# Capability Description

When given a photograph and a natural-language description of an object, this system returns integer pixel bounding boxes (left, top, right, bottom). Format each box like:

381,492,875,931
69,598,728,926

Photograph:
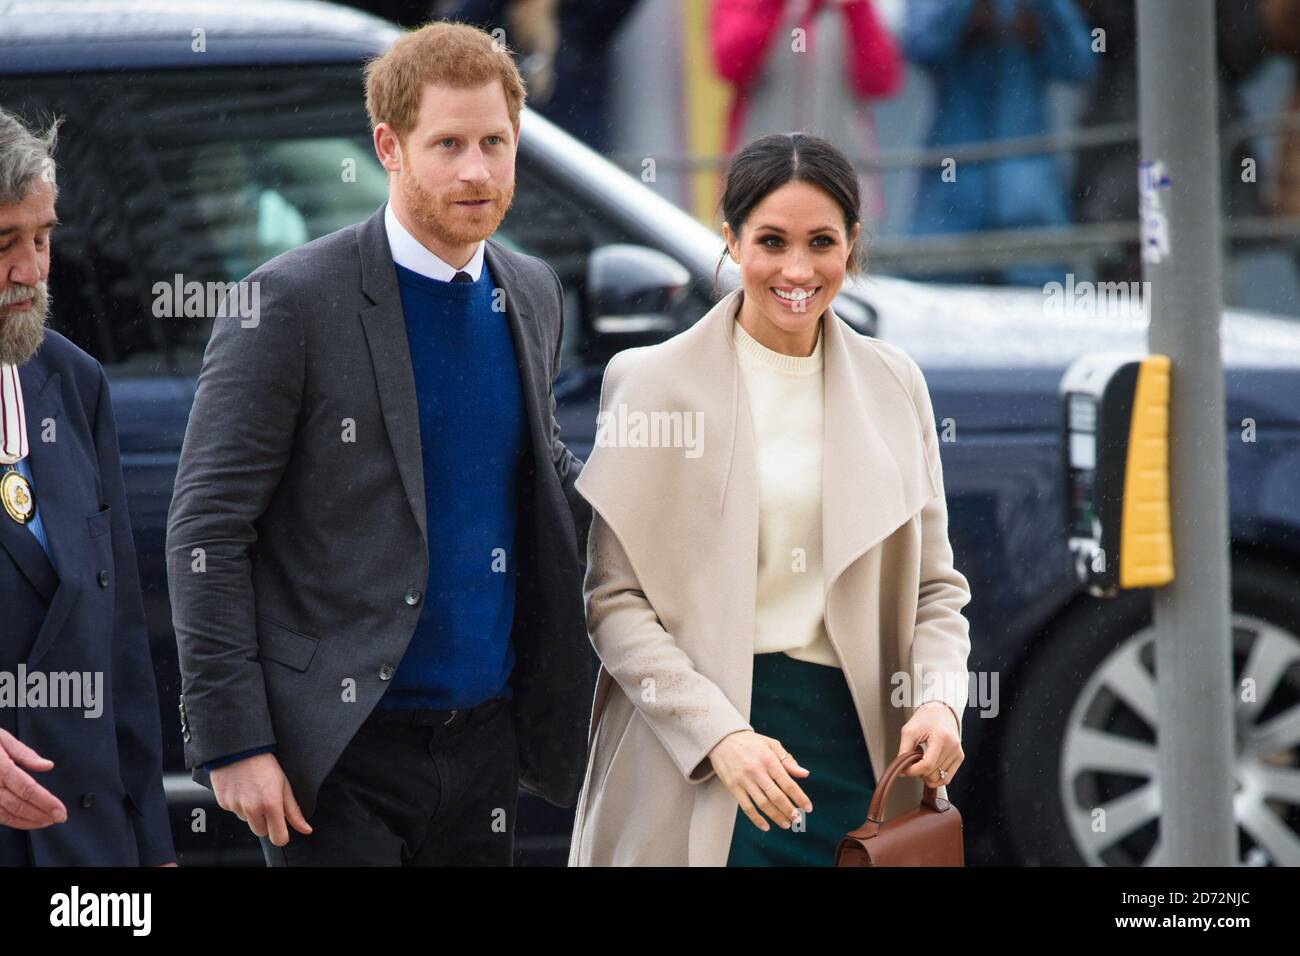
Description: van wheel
1001,559,1300,865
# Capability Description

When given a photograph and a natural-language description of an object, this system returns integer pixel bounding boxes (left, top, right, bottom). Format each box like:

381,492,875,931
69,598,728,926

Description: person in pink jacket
711,0,903,225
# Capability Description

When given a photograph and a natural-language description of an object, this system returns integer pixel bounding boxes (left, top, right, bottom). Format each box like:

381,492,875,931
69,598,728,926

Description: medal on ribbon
1,465,35,524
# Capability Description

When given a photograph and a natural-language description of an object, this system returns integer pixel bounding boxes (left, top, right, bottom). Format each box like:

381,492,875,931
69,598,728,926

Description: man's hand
0,728,68,829
211,752,312,846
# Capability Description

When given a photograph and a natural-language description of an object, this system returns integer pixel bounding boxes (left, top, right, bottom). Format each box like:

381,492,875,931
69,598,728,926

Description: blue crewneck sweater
378,258,527,709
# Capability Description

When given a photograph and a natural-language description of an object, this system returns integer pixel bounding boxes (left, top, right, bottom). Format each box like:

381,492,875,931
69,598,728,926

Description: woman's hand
707,730,812,831
898,701,964,788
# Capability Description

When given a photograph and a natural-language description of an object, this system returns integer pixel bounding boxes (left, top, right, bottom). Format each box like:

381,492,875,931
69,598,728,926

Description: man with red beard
0,108,174,866
167,21,593,865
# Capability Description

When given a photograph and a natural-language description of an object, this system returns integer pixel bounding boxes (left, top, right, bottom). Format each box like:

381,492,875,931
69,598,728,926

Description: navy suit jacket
0,330,174,866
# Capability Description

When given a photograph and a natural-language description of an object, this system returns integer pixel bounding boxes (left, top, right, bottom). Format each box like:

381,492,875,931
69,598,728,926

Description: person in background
0,107,174,867
1073,0,1267,285
445,0,643,155
711,0,903,228
1261,0,1300,221
903,0,1095,287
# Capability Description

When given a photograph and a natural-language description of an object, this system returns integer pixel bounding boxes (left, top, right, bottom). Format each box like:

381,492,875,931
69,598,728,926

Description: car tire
1001,557,1300,866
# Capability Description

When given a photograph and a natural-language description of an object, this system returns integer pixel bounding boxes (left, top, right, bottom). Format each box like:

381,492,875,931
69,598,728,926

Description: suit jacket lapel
0,492,57,604
483,240,548,476
11,358,84,668
356,204,428,544
0,358,59,600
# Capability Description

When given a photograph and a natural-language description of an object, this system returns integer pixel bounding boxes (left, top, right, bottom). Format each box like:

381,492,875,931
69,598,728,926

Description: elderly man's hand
0,728,68,829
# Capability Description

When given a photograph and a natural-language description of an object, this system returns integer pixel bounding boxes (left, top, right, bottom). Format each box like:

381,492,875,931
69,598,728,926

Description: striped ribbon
0,363,28,465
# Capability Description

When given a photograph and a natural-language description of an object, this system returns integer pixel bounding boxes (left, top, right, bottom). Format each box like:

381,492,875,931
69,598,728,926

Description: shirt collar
383,201,485,282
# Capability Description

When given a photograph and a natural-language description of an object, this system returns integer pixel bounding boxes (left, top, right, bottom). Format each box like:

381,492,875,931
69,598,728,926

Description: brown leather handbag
835,746,964,866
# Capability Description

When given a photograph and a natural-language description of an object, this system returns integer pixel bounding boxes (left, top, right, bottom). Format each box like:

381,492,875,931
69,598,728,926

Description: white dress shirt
383,201,485,281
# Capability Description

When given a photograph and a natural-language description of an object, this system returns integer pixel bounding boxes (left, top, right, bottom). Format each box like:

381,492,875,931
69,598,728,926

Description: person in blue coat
903,0,1096,286
0,108,174,867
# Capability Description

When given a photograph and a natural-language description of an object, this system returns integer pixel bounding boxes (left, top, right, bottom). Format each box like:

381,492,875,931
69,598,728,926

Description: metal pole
1137,0,1237,865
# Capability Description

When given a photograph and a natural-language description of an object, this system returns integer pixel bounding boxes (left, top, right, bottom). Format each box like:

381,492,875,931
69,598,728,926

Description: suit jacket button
97,570,109,588
379,664,395,681
80,793,95,808
404,588,421,606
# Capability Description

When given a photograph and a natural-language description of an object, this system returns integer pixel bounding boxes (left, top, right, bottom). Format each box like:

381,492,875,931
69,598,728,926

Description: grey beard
0,282,49,366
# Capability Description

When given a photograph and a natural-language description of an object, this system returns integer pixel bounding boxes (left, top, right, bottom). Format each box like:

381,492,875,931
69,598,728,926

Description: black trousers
259,695,519,866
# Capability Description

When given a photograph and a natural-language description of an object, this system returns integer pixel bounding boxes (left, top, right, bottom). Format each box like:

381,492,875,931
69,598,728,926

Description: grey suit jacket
166,203,594,813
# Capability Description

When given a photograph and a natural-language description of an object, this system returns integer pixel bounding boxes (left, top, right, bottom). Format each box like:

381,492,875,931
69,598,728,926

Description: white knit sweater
733,316,841,669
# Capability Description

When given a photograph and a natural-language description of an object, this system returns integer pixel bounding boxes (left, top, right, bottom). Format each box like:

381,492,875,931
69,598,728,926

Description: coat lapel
0,502,57,603
357,205,427,543
821,306,936,594
11,358,84,668
483,240,548,479
818,304,937,806
575,288,746,535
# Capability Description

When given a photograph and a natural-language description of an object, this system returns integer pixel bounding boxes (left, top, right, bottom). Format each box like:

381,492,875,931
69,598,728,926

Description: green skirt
726,652,876,867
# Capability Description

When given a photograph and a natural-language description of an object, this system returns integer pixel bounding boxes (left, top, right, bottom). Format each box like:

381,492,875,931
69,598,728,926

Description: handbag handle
837,743,962,866
862,745,946,829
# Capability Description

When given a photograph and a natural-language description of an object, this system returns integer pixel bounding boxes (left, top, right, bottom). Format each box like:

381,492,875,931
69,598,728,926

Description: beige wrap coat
567,288,972,866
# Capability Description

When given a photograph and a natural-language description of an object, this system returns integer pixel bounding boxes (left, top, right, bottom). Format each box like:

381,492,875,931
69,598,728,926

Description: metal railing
609,111,1300,289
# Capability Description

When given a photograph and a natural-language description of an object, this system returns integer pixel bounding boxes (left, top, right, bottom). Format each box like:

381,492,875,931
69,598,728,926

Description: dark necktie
450,271,473,283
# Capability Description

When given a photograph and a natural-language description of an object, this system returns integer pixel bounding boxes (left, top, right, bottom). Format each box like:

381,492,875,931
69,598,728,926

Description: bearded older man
167,21,593,866
0,108,175,866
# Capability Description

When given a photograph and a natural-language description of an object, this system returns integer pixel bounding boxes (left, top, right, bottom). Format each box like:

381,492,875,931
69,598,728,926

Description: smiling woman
718,133,865,358
570,132,972,867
